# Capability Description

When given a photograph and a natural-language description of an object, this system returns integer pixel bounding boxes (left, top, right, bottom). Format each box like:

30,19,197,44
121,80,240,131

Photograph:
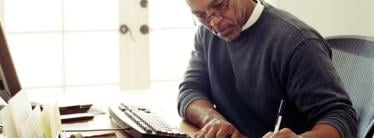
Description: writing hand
263,128,302,138
193,118,246,138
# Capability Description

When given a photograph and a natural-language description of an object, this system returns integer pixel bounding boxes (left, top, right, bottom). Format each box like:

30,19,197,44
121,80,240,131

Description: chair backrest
325,35,374,138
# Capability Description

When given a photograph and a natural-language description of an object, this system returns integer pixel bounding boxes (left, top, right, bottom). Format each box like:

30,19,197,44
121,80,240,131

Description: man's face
187,0,249,41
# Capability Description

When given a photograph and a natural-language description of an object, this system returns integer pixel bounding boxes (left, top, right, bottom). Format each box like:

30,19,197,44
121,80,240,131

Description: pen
274,99,285,133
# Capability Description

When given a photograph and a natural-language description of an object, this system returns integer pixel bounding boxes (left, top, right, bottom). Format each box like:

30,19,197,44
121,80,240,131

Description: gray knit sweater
177,2,357,138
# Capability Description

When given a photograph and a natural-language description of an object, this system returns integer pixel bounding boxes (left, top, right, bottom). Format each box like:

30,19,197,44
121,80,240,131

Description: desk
0,85,199,138
61,113,199,138
56,89,199,138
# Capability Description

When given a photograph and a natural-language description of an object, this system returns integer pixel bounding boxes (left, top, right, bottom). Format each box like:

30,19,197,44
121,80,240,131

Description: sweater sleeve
177,27,212,120
285,39,357,137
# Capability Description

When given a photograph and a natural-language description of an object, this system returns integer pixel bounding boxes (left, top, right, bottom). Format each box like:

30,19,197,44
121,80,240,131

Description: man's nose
209,15,223,28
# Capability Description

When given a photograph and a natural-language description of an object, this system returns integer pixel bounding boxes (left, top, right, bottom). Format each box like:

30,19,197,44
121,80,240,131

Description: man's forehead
187,0,217,13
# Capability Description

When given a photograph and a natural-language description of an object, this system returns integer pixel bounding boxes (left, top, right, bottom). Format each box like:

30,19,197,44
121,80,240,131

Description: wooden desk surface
59,90,199,138
62,114,199,138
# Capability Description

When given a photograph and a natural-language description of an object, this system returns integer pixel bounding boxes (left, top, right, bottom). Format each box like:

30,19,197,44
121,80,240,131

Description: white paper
0,106,18,138
42,102,62,138
20,105,45,138
8,90,32,135
32,106,46,137
20,119,34,138
50,102,62,138
41,104,52,138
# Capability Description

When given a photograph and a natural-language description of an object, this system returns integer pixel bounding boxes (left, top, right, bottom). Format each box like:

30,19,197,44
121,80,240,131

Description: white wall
0,1,3,22
273,0,374,37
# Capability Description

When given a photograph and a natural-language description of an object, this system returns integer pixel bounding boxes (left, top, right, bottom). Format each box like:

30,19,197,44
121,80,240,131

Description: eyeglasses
194,0,230,23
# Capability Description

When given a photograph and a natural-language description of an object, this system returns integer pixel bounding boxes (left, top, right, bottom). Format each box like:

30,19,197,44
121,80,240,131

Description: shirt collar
241,1,264,31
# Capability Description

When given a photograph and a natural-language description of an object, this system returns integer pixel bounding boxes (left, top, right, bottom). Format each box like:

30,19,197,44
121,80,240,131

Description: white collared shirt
241,1,264,31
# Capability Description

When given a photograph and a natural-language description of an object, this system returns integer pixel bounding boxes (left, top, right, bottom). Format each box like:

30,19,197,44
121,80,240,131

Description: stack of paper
0,90,61,138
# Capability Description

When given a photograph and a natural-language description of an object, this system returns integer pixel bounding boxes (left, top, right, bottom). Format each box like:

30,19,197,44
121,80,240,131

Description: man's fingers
277,128,296,137
195,126,209,138
205,124,220,138
193,130,202,138
262,128,298,138
193,119,247,138
231,129,242,138
279,128,292,133
262,131,274,138
216,124,233,137
193,132,199,138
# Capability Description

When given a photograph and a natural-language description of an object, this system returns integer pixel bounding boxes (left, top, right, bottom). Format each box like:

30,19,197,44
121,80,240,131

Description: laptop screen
0,22,22,102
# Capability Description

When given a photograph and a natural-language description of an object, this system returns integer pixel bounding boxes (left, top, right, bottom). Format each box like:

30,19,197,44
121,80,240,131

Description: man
177,0,357,137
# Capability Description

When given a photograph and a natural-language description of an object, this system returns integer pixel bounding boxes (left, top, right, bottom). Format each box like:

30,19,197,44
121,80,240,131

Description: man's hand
185,99,247,138
262,128,301,138
194,117,246,138
262,124,341,138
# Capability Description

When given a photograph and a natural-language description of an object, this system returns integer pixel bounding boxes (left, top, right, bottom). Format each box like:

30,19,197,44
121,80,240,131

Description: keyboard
109,103,189,138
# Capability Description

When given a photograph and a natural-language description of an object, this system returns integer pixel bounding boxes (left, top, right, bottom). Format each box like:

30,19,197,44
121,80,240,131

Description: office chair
325,35,374,138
